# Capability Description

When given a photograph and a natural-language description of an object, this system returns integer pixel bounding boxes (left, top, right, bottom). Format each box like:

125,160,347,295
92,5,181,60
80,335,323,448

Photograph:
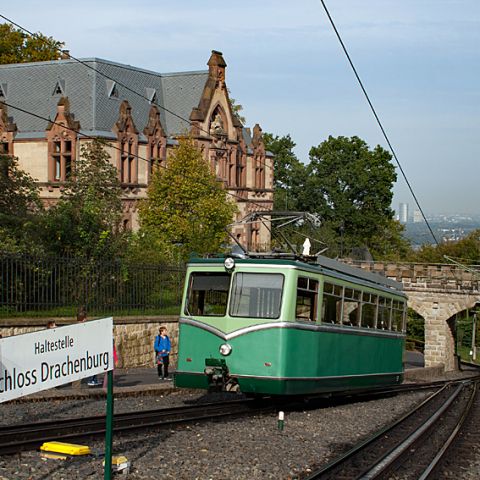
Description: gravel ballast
0,389,437,479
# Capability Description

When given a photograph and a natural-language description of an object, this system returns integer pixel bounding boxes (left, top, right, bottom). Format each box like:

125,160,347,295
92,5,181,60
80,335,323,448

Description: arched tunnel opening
406,308,425,352
405,308,425,368
454,306,480,364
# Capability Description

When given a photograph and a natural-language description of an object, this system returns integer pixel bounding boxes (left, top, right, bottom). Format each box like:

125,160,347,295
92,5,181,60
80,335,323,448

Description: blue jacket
154,335,171,357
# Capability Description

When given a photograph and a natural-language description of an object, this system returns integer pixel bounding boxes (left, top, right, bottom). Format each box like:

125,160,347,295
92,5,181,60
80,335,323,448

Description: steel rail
358,382,465,479
0,398,265,455
303,382,454,479
418,381,478,480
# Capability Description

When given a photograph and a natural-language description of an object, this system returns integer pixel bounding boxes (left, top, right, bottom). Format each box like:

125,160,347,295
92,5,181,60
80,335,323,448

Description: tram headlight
224,257,235,272
219,343,232,356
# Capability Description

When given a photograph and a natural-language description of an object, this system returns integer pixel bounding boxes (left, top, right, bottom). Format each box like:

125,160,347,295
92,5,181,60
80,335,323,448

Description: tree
139,137,237,261
0,23,64,64
301,136,397,253
410,229,480,264
263,133,307,211
0,154,43,251
368,218,412,260
42,139,124,259
227,88,246,124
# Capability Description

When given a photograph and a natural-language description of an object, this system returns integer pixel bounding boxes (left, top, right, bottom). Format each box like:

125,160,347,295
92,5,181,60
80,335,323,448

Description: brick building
0,50,274,250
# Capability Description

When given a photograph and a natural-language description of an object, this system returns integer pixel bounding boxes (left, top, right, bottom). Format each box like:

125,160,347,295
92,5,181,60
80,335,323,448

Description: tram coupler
204,358,229,392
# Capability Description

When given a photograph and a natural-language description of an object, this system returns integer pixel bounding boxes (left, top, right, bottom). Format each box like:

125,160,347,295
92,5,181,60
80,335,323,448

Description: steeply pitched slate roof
0,58,208,137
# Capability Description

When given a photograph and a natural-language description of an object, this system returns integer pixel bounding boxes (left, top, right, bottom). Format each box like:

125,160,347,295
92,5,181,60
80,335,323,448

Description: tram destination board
0,317,114,403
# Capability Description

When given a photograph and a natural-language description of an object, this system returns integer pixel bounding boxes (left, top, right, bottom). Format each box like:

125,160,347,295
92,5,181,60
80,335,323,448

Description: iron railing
0,252,186,317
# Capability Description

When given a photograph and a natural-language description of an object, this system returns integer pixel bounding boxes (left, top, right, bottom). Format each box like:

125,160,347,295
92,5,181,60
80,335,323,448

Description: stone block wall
113,318,179,368
0,316,179,369
342,259,480,372
344,260,480,292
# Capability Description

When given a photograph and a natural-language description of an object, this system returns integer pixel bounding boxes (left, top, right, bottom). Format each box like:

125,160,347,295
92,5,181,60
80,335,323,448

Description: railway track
426,378,480,478
0,378,473,459
0,398,270,455
304,378,479,479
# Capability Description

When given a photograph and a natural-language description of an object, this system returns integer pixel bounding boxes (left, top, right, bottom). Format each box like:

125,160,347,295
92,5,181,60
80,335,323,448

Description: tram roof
188,254,405,294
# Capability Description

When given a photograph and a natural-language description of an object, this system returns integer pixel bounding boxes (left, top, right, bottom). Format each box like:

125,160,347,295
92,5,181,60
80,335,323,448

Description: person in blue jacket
154,326,171,380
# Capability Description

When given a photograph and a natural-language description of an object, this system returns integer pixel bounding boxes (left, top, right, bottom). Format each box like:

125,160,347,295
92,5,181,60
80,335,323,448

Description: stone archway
408,292,479,371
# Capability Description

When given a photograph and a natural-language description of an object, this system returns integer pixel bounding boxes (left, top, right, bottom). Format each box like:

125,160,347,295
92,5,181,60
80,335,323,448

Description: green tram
174,254,407,396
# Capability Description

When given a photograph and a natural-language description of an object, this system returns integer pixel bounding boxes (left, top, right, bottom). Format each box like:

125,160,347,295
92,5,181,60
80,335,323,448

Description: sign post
0,317,116,474
104,369,114,480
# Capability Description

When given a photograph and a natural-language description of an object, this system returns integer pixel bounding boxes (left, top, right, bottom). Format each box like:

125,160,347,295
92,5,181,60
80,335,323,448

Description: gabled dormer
189,50,240,142
145,87,157,105
143,105,167,181
113,100,139,185
52,79,65,96
45,97,79,183
106,79,119,99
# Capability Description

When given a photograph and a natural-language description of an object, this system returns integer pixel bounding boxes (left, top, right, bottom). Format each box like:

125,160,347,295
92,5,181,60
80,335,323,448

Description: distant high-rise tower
413,209,422,223
399,203,409,223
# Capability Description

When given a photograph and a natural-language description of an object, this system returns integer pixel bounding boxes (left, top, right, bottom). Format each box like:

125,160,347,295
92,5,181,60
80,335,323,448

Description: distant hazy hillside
404,217,480,246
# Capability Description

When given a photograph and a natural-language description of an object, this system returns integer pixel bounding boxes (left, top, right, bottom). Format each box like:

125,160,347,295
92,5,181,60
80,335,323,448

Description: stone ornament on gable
210,113,224,136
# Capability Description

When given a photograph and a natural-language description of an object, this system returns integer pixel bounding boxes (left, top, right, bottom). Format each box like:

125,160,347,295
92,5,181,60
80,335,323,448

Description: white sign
0,317,114,403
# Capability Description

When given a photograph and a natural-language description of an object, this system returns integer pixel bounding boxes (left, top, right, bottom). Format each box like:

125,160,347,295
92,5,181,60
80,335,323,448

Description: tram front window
230,273,284,319
185,272,231,316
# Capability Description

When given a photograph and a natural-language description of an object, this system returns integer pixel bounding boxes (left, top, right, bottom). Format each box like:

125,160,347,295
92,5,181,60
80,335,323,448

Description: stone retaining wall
0,316,179,368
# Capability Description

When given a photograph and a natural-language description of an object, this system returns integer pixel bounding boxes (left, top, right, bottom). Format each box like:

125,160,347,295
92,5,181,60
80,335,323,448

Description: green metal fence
0,252,186,317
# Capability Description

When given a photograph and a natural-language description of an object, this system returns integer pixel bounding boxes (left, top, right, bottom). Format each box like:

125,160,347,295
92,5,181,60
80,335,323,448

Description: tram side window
361,293,378,328
321,282,343,324
392,300,405,332
185,273,231,316
230,273,284,319
296,277,319,322
377,297,392,330
343,288,361,326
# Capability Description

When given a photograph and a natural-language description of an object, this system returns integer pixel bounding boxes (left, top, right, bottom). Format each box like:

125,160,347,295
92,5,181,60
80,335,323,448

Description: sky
2,0,479,215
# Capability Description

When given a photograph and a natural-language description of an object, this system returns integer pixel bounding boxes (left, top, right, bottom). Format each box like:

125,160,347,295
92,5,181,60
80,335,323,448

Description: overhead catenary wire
0,13,274,174
319,1,439,245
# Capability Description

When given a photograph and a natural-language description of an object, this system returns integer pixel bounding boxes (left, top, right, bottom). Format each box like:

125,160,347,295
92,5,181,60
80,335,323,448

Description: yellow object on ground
103,455,130,472
40,452,68,460
40,441,91,456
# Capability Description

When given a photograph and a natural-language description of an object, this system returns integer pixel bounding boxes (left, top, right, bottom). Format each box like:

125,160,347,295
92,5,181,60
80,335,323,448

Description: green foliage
139,137,237,261
456,313,480,364
0,154,43,251
42,139,124,259
261,133,411,259
0,23,64,64
406,309,425,349
227,88,246,124
304,136,396,236
263,133,307,211
368,219,412,260
295,136,400,257
409,229,480,264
